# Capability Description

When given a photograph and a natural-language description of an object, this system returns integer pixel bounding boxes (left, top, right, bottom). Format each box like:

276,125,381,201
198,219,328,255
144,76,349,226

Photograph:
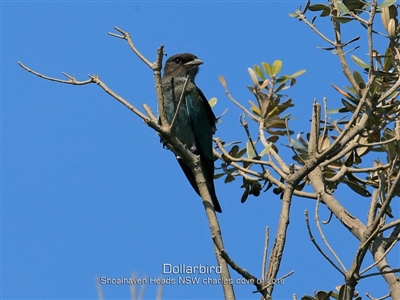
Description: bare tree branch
304,210,345,275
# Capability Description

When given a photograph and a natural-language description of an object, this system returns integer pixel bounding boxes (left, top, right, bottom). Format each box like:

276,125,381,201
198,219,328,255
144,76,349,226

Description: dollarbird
160,53,222,213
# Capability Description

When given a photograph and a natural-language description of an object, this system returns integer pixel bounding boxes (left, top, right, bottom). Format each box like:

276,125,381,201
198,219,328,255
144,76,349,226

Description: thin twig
89,75,152,122
265,182,294,297
366,292,391,300
169,75,190,130
304,210,345,275
221,82,259,122
366,0,378,81
241,114,267,177
360,235,399,276
297,13,335,45
18,62,92,85
262,226,270,281
361,268,400,279
142,104,157,122
379,219,400,234
156,284,163,300
331,4,360,93
370,170,400,234
95,276,104,300
315,196,347,271
367,190,380,227
213,236,266,298
254,270,294,294
284,118,305,164
109,26,153,68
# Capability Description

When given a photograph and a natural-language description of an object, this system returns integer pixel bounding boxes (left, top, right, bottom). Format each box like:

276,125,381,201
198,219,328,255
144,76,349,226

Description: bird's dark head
163,53,203,80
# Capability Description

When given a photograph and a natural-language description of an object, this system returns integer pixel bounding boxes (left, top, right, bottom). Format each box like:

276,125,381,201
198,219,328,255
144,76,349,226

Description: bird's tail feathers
177,158,222,213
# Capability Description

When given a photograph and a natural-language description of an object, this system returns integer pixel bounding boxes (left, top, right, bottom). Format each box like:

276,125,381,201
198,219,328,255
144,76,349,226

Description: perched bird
160,53,222,213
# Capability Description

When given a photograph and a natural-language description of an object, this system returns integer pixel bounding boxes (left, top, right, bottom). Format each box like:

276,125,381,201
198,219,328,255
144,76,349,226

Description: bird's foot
189,145,198,153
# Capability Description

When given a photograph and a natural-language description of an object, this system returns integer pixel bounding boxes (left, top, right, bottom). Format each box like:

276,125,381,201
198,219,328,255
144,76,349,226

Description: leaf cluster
216,60,306,202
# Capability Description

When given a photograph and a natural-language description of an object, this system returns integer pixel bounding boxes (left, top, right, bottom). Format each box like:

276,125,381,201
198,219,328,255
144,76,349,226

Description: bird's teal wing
185,85,222,213
185,86,216,161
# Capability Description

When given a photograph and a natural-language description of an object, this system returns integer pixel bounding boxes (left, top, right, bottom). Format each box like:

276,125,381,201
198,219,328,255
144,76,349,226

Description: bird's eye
174,58,182,64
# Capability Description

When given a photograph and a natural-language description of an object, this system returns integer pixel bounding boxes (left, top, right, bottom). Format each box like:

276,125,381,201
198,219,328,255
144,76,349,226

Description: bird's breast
161,78,197,151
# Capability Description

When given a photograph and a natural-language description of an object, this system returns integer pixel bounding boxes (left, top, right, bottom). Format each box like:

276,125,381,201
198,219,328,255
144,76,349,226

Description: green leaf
326,108,342,114
276,75,291,84
316,291,331,300
216,108,228,121
240,184,250,203
343,0,367,11
351,55,370,69
249,100,261,116
266,120,288,129
357,135,372,156
275,82,287,93
353,70,365,88
311,15,317,24
214,173,225,179
253,65,265,80
308,4,330,11
383,47,394,71
292,137,307,150
272,60,283,75
308,3,331,16
208,97,217,108
301,295,316,300
380,4,398,32
228,145,239,157
250,106,261,116
267,136,279,143
259,144,272,157
265,129,287,136
262,62,273,77
237,148,247,158
343,36,360,46
337,1,351,13
317,45,336,51
302,0,311,14
321,7,331,17
318,134,330,152
246,140,256,158
248,67,259,87
249,182,261,196
344,177,371,197
290,69,306,78
332,16,353,23
340,98,357,112
378,0,397,8
331,83,356,100
224,175,235,183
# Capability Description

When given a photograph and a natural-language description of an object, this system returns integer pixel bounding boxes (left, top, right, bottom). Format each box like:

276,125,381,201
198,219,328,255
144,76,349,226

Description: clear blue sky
2,1,395,299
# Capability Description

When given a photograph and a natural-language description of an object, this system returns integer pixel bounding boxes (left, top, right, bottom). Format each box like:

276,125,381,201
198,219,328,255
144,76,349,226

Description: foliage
213,0,400,299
